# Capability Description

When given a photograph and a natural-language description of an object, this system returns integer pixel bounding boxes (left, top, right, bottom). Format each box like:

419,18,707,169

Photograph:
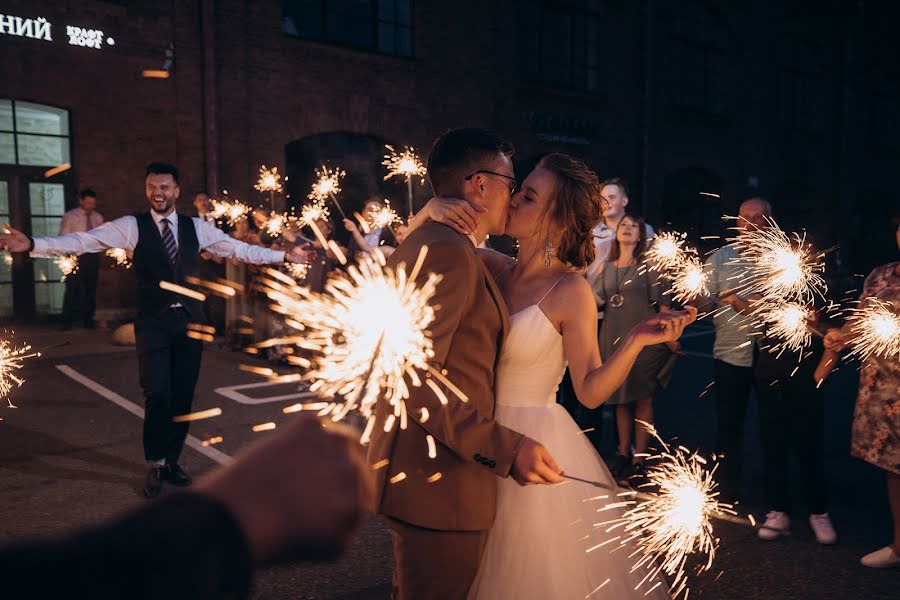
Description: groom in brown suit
367,129,564,599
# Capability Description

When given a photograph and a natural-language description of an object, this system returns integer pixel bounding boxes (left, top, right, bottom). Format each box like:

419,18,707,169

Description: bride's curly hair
537,153,602,270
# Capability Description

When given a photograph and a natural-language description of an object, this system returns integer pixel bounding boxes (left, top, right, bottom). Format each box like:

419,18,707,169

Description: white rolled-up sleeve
194,218,285,264
32,216,138,258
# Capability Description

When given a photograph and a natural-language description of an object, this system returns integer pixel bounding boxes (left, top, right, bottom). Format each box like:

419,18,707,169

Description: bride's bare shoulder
476,247,515,277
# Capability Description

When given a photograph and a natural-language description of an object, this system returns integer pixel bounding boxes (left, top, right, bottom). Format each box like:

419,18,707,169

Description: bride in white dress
416,153,696,599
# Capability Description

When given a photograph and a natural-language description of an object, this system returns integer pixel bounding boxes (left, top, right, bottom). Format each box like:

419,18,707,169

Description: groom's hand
511,437,564,485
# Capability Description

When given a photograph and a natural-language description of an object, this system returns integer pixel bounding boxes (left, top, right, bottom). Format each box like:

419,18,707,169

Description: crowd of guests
560,181,900,568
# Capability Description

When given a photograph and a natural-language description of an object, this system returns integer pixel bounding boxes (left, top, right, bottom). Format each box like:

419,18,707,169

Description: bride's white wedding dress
468,298,670,599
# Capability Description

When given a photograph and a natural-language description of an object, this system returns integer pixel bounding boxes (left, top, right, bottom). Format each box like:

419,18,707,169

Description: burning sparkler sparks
260,249,447,430
726,216,826,305
382,145,426,183
382,145,426,216
254,165,283,194
285,261,310,280
594,423,732,599
645,231,688,273
105,247,132,269
209,199,252,226
668,256,709,303
367,200,402,230
759,302,814,354
0,336,40,402
845,298,900,361
54,255,79,281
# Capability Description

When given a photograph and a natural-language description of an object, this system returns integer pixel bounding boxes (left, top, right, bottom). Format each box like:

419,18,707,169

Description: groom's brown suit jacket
367,222,525,531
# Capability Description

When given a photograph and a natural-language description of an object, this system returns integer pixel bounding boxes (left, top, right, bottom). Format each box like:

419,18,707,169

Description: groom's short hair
427,128,514,197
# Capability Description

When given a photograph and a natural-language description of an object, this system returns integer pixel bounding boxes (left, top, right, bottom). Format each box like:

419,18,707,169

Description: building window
0,181,11,316
520,0,603,94
664,2,728,115
282,0,413,58
29,182,67,314
0,100,71,167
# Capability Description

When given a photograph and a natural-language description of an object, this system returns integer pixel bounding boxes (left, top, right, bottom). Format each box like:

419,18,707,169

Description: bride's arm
558,276,696,409
407,197,486,236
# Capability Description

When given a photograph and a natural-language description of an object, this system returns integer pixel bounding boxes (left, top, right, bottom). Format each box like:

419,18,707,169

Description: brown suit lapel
479,259,509,348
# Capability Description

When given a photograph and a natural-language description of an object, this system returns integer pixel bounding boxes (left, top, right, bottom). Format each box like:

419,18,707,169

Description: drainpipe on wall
201,0,219,195
639,0,653,217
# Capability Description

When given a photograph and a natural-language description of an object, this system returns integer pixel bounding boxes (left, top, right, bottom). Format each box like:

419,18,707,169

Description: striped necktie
161,217,178,267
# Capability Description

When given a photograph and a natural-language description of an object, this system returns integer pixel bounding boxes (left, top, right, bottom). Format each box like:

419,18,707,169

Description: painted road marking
55,364,233,465
215,380,316,405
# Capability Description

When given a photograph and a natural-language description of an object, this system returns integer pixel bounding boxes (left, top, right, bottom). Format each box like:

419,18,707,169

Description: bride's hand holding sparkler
0,225,31,253
417,197,485,236
629,306,698,348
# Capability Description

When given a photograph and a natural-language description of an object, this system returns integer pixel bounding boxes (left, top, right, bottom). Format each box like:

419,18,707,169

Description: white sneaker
809,513,837,544
758,510,790,541
860,546,900,568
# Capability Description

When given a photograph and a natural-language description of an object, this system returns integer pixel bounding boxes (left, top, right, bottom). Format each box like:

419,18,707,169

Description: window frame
281,0,414,59
0,99,72,167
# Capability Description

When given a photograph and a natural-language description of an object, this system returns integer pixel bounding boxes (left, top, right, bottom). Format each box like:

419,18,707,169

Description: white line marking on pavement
55,364,234,466
215,380,316,405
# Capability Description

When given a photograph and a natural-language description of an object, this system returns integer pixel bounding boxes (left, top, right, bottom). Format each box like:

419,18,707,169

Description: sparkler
0,336,40,403
285,261,310,280
725,216,826,306
645,231,688,273
309,165,347,219
54,255,79,281
845,298,900,361
667,256,709,303
367,200,402,231
260,248,452,434
209,199,252,226
299,201,333,249
593,423,733,599
105,247,131,269
757,301,823,355
254,165,283,211
382,145,426,216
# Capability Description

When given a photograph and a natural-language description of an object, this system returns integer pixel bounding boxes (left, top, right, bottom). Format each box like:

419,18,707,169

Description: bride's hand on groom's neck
421,196,485,236
510,437,565,486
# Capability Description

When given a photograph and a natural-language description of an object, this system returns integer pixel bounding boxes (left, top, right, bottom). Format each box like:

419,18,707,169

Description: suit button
489,460,496,469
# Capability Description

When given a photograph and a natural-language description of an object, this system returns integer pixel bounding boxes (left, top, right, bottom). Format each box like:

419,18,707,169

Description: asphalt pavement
0,321,895,599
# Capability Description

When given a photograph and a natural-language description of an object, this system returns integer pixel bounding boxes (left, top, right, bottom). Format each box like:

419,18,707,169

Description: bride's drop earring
544,241,554,268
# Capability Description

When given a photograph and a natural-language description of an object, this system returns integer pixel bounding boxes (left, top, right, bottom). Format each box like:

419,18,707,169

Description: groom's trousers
386,517,488,600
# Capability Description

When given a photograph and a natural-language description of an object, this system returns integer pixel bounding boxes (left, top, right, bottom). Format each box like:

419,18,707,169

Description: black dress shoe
165,463,192,486
143,466,165,498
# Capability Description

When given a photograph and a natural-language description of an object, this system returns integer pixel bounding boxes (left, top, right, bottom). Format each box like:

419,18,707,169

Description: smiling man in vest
0,162,310,498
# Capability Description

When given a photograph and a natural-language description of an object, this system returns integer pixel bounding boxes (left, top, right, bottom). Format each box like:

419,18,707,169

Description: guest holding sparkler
0,162,309,499
593,214,679,482
697,196,771,501
754,306,839,544
60,189,104,330
343,217,407,260
824,216,900,568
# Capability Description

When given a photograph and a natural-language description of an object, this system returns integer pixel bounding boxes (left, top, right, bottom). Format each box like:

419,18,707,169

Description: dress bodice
494,304,567,407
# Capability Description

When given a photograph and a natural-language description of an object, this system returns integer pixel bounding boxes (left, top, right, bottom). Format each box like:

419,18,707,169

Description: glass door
0,180,12,317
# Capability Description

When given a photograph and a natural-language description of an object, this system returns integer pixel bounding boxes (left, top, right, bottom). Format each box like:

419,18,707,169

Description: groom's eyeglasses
465,170,518,194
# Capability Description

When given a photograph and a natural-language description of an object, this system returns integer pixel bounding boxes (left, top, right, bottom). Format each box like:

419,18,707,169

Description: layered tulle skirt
469,403,670,600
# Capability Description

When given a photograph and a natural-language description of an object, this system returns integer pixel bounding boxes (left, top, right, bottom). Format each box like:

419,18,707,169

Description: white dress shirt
32,210,285,265
59,207,105,235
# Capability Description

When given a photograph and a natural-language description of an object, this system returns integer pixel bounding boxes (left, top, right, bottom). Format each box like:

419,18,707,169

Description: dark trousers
62,253,99,326
756,376,828,514
135,309,204,462
713,359,755,499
